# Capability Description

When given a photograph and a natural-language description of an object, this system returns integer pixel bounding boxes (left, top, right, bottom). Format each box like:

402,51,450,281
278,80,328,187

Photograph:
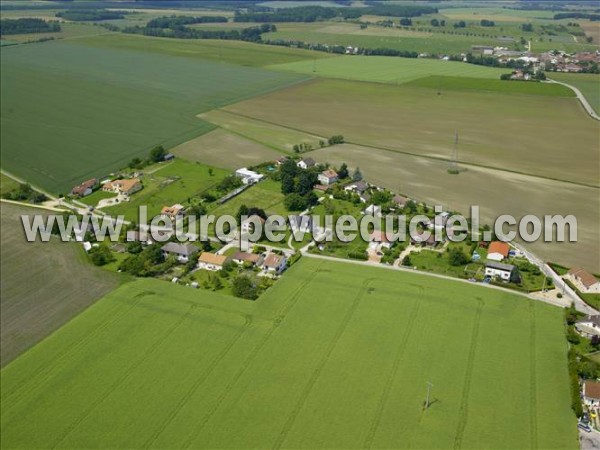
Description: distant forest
0,18,61,35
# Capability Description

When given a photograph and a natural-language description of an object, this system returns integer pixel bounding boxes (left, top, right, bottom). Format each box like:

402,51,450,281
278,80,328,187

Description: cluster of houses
70,177,143,198
538,50,600,73
158,241,288,277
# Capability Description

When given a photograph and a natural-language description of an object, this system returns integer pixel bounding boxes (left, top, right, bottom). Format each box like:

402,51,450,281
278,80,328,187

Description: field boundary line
181,264,323,449
142,314,252,448
272,278,374,450
453,298,484,450
362,284,424,449
218,109,599,189
529,302,539,449
50,304,199,449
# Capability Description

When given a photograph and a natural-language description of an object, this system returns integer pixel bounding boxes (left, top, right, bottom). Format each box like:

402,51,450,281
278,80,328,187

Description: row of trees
146,15,228,28
2,183,48,204
56,9,126,21
0,18,60,35
123,23,276,43
233,4,437,23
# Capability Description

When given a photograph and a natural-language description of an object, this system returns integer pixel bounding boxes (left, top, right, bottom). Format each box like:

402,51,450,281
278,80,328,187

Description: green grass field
0,258,576,448
0,203,122,367
76,33,335,67
101,159,229,221
209,179,287,218
0,40,308,194
548,72,600,115
270,55,509,84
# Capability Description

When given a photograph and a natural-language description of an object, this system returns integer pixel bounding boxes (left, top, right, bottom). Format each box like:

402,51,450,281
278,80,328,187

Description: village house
369,230,392,250
410,233,436,247
275,156,289,166
364,204,381,217
567,267,600,293
485,261,518,282
102,178,142,197
575,316,600,339
160,204,185,220
261,253,287,275
232,251,263,267
241,215,266,235
161,242,198,263
297,157,316,170
583,380,600,407
318,169,338,186
71,178,98,197
392,195,408,208
487,241,510,262
344,180,368,194
197,252,230,271
235,168,264,185
163,153,175,161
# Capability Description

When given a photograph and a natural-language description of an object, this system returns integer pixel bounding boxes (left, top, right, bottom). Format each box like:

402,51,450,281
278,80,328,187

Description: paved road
580,429,600,450
547,79,600,121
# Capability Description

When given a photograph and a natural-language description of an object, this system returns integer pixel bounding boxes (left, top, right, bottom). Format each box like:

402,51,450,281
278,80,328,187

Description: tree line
233,4,437,23
145,15,228,28
0,18,60,35
56,9,127,21
124,20,275,42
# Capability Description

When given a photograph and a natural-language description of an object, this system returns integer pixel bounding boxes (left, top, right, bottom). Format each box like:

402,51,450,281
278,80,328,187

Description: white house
567,267,600,293
235,168,264,185
297,157,316,170
161,242,198,263
344,180,368,194
102,178,142,197
369,230,391,250
262,253,287,275
575,316,600,339
232,251,262,267
364,204,381,217
484,262,516,282
318,169,338,186
198,252,230,271
241,215,266,234
583,380,600,407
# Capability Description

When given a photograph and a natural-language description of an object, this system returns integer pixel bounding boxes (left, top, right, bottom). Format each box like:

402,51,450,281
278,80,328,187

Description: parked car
578,422,592,433
583,412,590,424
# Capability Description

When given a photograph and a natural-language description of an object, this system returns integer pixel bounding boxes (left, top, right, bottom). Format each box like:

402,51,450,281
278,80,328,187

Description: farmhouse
161,242,197,263
575,315,600,339
232,251,262,267
198,252,230,271
344,180,368,194
487,241,510,262
318,169,338,186
485,261,518,282
241,215,266,234
160,204,185,220
583,380,600,407
71,178,98,197
163,153,175,161
567,267,600,293
261,253,287,275
235,168,264,185
297,157,316,170
102,178,142,197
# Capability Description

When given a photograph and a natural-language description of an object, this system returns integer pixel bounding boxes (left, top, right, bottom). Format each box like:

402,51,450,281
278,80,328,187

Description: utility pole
424,381,434,410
